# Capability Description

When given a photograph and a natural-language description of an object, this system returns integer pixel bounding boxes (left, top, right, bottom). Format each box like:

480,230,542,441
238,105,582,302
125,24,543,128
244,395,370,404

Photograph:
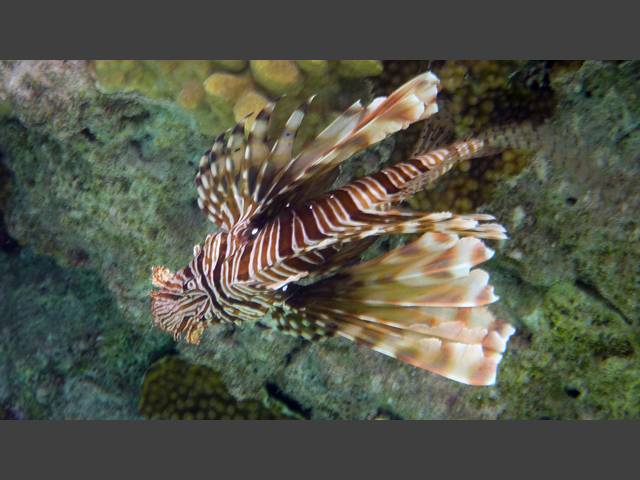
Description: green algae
95,60,215,100
0,99,11,118
487,282,639,419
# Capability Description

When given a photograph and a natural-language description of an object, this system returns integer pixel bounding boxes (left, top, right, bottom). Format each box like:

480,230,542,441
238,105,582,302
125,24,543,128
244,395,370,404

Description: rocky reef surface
0,60,637,419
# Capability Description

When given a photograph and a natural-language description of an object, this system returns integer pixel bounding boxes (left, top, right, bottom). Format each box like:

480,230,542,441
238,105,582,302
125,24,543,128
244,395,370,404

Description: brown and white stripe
151,70,517,386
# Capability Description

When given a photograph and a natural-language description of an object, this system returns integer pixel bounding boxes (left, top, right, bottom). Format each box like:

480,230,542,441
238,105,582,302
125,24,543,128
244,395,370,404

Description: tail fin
288,231,515,386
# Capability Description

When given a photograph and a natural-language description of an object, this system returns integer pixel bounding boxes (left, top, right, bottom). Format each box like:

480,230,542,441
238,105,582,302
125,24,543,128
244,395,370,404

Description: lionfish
151,71,517,386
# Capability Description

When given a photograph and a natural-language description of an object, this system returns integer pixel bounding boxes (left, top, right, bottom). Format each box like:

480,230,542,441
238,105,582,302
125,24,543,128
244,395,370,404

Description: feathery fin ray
287,232,515,385
154,70,522,386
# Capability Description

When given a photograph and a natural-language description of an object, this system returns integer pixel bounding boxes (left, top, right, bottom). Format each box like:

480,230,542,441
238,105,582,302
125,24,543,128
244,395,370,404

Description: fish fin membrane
289,231,515,385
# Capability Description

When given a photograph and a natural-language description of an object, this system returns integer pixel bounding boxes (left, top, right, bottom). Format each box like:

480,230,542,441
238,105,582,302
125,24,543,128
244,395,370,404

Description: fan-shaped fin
255,72,441,219
286,230,515,385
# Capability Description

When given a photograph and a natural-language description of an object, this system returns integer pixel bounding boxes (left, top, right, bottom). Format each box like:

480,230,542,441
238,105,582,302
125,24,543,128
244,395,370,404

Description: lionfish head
150,251,210,344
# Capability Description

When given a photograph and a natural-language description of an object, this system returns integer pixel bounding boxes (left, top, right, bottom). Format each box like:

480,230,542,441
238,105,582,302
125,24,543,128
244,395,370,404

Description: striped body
232,139,491,285
151,71,517,385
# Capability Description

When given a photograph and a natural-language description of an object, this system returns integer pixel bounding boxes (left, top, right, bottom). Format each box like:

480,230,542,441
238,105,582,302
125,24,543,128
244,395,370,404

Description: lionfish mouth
151,265,176,290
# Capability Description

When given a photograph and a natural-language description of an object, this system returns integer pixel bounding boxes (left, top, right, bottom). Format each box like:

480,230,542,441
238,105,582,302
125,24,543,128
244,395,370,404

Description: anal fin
286,230,515,385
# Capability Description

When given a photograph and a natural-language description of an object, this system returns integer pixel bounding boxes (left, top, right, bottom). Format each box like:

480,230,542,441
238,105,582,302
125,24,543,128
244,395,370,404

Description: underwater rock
0,60,214,325
481,61,640,418
0,60,638,419
487,61,639,322
0,248,173,419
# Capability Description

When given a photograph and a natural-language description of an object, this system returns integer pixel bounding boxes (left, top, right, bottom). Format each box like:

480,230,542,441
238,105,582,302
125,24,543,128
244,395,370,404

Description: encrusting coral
395,60,579,213
139,356,293,420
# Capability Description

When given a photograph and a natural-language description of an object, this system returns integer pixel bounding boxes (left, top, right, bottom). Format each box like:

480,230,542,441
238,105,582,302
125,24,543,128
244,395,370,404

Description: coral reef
93,60,382,142
140,356,293,420
335,60,383,78
295,60,329,77
436,60,559,136
405,60,576,213
250,60,303,96
0,60,638,419
372,61,567,213
94,60,234,135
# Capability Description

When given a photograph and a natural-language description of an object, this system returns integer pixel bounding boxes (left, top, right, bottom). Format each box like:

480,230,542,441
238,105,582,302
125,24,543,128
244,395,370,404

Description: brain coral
140,356,294,420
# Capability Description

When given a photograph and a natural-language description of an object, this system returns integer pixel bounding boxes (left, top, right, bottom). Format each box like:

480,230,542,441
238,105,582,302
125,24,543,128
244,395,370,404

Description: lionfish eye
186,280,197,291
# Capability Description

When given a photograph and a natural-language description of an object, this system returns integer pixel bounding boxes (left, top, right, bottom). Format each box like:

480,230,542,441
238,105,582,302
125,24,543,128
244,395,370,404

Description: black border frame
1,1,637,477
1,421,636,476
0,1,637,59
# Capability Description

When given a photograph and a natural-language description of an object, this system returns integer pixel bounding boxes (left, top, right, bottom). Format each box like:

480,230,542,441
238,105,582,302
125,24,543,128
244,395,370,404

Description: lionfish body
151,72,516,386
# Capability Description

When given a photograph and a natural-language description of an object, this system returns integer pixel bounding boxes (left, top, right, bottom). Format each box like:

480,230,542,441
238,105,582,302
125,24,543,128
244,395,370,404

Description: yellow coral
250,60,303,96
203,72,253,103
92,59,374,144
437,60,512,137
212,60,248,72
295,60,329,77
337,60,383,78
233,89,270,128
